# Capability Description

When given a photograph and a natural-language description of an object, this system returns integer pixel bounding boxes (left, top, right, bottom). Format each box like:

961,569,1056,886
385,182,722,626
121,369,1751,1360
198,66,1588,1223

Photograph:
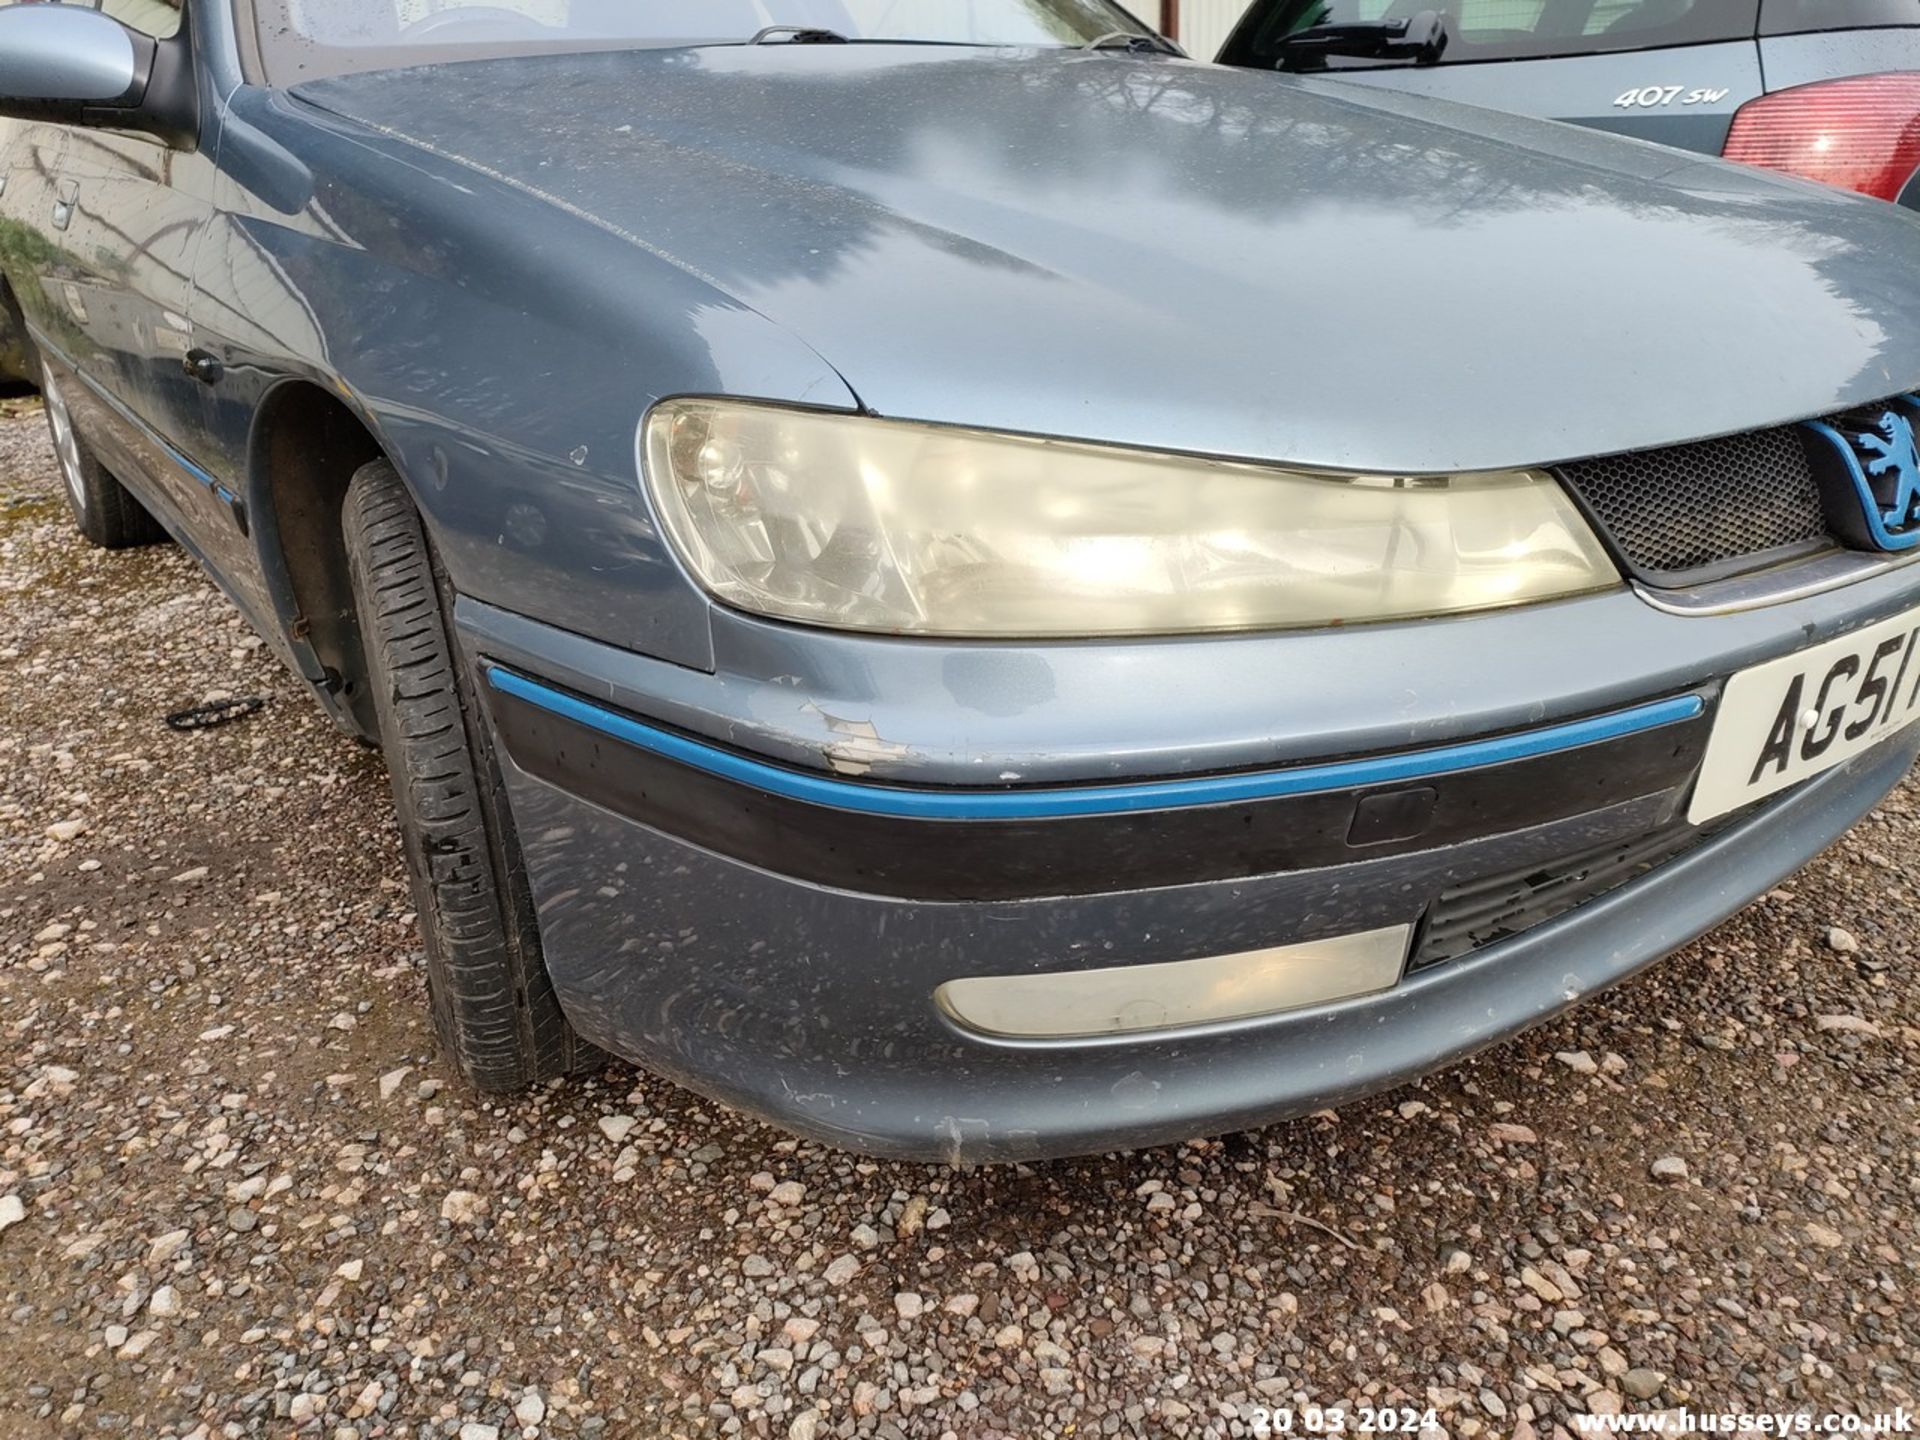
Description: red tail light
1722,72,1920,202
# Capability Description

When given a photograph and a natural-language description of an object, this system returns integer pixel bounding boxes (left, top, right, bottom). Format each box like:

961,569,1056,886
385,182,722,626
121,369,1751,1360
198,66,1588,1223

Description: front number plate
1689,607,1920,825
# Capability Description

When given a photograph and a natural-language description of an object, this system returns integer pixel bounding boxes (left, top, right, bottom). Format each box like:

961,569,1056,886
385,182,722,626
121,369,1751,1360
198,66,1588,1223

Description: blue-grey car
1217,1,1920,204
7,0,1920,1163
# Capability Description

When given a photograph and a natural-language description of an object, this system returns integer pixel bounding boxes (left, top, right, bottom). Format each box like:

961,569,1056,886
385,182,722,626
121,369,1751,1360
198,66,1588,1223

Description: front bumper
462,575,1920,1163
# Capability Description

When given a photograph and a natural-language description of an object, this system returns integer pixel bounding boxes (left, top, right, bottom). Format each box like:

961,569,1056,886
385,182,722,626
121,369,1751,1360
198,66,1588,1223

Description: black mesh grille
1558,426,1830,580
1411,822,1711,971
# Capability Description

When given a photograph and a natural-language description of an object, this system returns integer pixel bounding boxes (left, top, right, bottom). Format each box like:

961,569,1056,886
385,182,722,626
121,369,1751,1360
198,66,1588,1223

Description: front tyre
343,458,594,1092
42,363,168,549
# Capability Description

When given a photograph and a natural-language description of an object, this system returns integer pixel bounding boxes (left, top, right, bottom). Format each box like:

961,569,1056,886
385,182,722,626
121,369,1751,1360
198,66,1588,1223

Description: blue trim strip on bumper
484,665,1706,821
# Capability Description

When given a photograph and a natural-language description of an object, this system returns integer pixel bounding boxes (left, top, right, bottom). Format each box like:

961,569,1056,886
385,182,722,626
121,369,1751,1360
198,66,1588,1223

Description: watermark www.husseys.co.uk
1573,1410,1915,1436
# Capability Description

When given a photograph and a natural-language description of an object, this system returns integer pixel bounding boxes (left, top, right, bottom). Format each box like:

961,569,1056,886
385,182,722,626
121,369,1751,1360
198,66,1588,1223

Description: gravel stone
1816,1013,1883,1036
896,1193,929,1236
119,1329,156,1358
514,1389,546,1427
440,1190,488,1225
1622,1368,1667,1401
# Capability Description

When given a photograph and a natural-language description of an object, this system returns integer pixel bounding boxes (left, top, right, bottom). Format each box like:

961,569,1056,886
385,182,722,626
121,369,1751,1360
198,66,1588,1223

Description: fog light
935,925,1410,1040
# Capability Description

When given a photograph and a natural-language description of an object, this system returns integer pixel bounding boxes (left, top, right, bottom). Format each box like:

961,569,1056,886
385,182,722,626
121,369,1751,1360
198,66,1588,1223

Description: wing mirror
0,4,198,147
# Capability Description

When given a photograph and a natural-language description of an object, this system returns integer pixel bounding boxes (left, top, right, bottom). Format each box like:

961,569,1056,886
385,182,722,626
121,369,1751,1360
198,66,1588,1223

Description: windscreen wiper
749,25,850,44
1082,30,1184,57
1273,10,1447,69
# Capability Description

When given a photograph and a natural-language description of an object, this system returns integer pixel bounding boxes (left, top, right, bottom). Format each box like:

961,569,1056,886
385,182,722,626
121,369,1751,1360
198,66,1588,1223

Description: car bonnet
294,44,1920,474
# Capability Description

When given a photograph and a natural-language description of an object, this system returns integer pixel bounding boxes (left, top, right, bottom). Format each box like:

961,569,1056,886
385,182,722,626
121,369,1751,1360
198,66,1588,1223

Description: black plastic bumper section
486,675,1714,903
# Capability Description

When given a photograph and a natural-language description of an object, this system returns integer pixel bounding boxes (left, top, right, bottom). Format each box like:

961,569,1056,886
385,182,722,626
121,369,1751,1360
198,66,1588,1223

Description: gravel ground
2,401,1917,1440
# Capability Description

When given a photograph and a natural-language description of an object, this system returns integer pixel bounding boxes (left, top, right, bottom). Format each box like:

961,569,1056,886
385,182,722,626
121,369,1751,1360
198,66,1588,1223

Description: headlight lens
641,400,1618,637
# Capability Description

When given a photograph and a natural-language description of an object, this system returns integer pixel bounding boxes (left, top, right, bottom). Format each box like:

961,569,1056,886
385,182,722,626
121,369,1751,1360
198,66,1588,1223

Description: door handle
183,348,223,385
51,179,78,232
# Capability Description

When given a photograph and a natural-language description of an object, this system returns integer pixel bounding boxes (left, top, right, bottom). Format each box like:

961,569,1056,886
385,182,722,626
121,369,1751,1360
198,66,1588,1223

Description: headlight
640,400,1619,638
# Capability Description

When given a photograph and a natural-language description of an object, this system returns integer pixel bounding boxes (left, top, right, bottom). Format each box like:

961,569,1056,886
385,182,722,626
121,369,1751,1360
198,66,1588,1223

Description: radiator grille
1558,426,1829,580
1411,822,1710,971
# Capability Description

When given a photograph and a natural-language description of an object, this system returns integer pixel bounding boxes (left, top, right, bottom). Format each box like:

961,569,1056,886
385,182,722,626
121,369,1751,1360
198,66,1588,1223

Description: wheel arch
245,376,389,739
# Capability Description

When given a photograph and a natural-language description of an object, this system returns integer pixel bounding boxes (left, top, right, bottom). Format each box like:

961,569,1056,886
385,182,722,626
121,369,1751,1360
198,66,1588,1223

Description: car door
1218,0,1765,157
42,0,245,562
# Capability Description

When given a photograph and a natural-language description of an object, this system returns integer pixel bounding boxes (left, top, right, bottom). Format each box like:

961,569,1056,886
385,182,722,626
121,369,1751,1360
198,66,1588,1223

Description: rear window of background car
1219,0,1762,66
1761,0,1920,33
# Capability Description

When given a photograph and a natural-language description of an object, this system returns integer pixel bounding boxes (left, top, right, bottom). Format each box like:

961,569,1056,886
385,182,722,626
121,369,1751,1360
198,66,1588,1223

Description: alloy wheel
41,368,87,516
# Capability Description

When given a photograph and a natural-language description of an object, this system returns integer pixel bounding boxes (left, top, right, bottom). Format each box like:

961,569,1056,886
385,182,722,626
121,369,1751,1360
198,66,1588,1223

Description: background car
1213,0,1920,204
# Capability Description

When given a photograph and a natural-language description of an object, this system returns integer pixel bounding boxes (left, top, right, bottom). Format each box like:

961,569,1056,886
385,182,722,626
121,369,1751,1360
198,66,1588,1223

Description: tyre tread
45,380,168,550
342,459,593,1092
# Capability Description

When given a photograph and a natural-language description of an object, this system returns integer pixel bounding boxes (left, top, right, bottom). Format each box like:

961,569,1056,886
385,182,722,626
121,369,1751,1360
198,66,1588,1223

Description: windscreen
1219,1,1761,67
252,0,1156,82
1761,0,1920,34
0,0,182,39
